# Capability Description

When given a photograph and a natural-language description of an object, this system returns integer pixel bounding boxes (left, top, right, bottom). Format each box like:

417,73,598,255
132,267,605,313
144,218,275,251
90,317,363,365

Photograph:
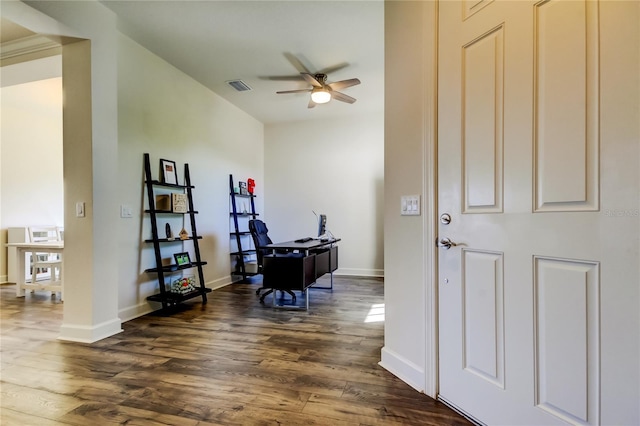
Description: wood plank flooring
0,276,471,425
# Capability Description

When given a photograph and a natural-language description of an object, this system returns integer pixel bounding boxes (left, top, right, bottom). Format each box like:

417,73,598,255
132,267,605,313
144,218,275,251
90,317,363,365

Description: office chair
248,219,299,303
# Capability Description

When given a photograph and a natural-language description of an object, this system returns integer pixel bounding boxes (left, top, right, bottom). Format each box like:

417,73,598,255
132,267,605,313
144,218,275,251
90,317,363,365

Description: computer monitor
317,214,327,238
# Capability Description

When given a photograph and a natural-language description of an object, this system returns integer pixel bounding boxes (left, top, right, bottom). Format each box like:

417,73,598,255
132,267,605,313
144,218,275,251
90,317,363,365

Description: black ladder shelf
229,174,259,282
143,153,211,310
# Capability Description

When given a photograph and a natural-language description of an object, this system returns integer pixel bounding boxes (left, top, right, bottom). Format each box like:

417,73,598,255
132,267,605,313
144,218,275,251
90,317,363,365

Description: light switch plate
401,195,420,216
121,204,133,218
76,202,85,218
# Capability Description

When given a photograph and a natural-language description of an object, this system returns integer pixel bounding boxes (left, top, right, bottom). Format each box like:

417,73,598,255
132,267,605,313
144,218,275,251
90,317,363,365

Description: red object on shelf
247,178,255,194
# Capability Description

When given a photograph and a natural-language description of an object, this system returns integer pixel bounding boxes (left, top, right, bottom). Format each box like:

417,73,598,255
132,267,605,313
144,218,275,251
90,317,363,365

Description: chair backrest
249,219,273,267
28,226,62,243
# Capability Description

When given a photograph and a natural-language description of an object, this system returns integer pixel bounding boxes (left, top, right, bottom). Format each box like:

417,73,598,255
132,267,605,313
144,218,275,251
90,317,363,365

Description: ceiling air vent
226,80,252,92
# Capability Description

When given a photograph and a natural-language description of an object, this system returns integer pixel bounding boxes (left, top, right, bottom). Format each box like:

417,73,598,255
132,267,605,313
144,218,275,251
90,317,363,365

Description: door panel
533,0,599,211
437,1,639,425
534,257,600,423
462,25,504,213
462,249,504,388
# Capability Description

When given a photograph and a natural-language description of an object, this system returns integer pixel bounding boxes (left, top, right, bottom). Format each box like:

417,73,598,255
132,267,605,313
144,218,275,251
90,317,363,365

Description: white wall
117,35,264,320
0,56,63,282
264,113,384,277
380,1,438,395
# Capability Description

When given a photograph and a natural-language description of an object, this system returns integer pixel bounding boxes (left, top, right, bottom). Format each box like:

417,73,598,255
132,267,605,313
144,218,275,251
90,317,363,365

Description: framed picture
160,159,178,185
173,252,191,266
171,193,188,213
239,181,248,195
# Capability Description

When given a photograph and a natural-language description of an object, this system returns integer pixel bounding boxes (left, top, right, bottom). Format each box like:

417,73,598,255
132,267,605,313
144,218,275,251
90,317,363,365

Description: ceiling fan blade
284,52,312,74
308,98,317,109
276,89,312,94
331,91,357,104
317,62,349,75
328,78,361,91
302,73,323,87
261,75,304,81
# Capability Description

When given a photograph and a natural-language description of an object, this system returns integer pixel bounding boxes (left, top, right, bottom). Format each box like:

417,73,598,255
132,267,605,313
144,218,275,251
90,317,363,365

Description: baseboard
117,276,234,323
379,346,425,393
207,275,234,290
58,317,123,343
0,274,8,284
119,302,154,323
335,268,384,278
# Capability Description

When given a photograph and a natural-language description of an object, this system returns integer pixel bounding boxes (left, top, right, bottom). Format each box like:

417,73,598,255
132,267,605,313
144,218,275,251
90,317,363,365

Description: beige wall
381,0,438,395
117,35,264,320
264,113,384,277
7,0,384,345
0,57,63,283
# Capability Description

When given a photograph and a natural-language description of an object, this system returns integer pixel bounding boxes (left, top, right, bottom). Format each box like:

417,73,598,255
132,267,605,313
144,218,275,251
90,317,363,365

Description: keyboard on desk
294,237,313,243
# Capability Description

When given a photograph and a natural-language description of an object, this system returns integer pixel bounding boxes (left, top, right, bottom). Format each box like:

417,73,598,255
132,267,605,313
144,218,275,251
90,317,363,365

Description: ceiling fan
277,73,361,108
272,54,361,108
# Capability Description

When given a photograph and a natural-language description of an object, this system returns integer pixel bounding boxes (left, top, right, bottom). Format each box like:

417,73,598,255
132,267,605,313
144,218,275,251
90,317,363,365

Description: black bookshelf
143,153,211,310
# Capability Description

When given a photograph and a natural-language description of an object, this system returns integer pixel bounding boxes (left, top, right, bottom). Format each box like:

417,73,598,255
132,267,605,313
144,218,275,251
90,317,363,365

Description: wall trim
58,317,122,343
335,268,384,278
423,0,439,400
119,302,153,323
209,276,235,290
380,346,426,393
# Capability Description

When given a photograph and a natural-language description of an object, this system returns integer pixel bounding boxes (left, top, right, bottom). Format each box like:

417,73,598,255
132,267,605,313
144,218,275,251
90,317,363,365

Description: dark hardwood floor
0,276,471,425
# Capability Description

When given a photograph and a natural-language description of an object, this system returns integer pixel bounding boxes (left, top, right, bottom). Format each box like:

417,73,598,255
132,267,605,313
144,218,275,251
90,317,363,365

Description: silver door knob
436,237,457,250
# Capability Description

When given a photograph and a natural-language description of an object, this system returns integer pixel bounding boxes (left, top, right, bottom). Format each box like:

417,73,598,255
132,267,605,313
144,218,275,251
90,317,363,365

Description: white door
437,1,639,425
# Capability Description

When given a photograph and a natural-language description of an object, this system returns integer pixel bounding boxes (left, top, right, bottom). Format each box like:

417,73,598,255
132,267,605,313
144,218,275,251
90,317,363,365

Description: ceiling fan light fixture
311,88,331,104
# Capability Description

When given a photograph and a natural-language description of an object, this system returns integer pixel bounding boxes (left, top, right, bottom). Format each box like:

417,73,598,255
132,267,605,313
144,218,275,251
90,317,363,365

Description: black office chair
248,219,298,303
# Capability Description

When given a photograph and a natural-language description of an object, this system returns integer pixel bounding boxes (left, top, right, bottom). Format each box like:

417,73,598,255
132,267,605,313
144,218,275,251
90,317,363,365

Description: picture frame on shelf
239,181,248,195
171,193,188,213
160,159,178,185
174,252,191,266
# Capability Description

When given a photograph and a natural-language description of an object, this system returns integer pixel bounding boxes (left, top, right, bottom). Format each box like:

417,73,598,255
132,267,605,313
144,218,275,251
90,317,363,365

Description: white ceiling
99,0,385,124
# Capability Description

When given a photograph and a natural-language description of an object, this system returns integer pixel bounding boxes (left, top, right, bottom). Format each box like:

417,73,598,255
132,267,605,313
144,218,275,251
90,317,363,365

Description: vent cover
226,80,252,92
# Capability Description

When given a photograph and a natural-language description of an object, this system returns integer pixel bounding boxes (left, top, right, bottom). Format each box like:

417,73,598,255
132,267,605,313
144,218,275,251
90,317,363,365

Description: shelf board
147,287,212,303
145,261,208,274
229,212,259,217
145,236,203,243
145,209,198,214
146,180,194,189
230,192,256,198
230,249,257,256
231,231,251,236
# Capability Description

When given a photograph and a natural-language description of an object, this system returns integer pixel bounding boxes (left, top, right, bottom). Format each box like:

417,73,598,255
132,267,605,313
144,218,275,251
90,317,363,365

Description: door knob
436,237,457,250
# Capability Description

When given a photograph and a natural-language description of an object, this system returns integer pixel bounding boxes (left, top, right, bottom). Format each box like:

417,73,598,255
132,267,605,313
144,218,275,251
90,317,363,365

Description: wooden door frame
423,0,440,400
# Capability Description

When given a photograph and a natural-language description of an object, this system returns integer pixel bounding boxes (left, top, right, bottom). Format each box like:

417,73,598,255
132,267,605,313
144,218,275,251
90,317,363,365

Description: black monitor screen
317,214,327,237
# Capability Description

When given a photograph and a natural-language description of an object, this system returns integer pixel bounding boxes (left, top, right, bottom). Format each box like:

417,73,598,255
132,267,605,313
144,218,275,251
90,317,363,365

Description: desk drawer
263,254,316,291
314,246,338,277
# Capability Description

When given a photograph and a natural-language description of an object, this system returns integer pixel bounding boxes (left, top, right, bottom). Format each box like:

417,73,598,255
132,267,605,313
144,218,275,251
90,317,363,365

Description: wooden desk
262,238,339,309
264,237,340,253
5,242,64,298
